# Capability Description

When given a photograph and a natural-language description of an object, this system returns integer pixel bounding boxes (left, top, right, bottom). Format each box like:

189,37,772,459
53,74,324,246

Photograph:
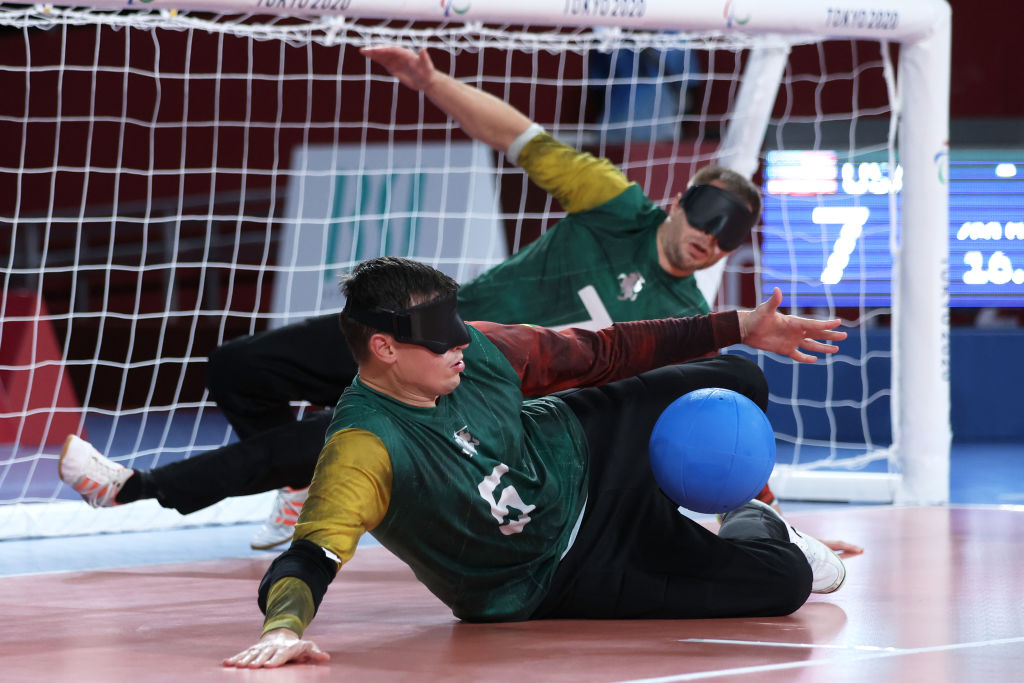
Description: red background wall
0,2,1020,408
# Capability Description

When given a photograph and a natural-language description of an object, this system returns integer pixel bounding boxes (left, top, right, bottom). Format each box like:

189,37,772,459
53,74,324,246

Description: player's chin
442,374,462,394
669,248,704,272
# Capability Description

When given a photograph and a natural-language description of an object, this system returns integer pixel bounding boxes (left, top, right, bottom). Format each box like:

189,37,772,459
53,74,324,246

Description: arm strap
257,538,340,616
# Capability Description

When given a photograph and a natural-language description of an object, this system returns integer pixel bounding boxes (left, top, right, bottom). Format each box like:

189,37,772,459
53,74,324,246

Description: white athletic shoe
250,486,309,550
748,499,847,594
58,434,133,508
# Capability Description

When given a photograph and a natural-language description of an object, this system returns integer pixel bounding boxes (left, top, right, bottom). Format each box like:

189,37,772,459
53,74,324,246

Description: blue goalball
648,387,776,514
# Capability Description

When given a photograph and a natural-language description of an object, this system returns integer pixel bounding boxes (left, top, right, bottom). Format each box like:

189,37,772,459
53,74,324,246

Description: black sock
115,470,156,504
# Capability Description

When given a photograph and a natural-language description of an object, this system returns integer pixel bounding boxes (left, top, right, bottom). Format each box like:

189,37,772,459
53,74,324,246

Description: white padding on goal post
0,491,277,540
769,467,900,504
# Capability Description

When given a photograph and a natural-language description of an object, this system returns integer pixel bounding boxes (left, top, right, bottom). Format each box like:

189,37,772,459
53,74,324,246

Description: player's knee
774,547,813,614
720,354,769,411
781,568,814,615
206,337,251,400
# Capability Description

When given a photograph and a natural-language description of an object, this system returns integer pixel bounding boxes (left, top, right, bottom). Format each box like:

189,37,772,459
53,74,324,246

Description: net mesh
1,6,901,537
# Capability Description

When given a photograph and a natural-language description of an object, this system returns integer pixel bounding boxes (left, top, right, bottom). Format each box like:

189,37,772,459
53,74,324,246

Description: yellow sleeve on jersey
293,428,393,557
260,428,393,637
516,132,633,214
261,577,316,636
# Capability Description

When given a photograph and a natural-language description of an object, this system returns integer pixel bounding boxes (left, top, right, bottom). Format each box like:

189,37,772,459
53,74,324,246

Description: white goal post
0,0,951,539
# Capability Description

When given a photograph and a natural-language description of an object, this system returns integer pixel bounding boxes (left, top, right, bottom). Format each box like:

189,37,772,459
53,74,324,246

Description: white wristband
506,123,545,166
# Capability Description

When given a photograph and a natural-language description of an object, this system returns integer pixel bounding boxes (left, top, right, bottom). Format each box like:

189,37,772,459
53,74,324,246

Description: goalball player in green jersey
221,256,849,668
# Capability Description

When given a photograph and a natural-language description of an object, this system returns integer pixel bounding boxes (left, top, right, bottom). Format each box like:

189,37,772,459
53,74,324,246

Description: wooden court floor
2,505,1023,682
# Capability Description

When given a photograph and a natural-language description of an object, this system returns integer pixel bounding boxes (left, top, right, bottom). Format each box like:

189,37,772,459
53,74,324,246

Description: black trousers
206,313,352,439
148,410,332,514
533,363,810,619
158,348,767,517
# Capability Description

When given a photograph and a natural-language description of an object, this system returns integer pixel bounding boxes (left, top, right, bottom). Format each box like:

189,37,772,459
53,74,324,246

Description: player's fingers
297,642,331,662
264,641,330,667
223,647,260,668
292,647,330,664
251,646,282,668
310,645,331,662
800,319,845,334
359,46,390,62
788,349,818,364
812,326,847,341
800,338,840,354
263,647,299,668
793,314,843,327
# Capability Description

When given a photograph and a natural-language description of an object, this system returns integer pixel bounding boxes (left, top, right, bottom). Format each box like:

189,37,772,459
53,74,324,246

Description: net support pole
697,45,790,305
715,45,791,179
893,4,951,505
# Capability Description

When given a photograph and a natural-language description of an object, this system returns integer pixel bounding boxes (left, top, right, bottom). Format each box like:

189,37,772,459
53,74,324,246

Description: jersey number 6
477,463,537,535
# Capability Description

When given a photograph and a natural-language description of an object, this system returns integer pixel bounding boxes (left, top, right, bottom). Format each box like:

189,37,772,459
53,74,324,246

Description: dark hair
338,257,459,363
690,165,762,219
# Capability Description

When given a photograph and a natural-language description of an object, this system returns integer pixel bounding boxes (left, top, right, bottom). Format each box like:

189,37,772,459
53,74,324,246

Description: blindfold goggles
342,292,471,354
679,184,757,252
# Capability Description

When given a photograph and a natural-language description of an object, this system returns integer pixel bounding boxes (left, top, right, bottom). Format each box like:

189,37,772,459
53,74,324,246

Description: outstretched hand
822,539,864,557
361,45,435,92
223,628,330,669
738,287,847,363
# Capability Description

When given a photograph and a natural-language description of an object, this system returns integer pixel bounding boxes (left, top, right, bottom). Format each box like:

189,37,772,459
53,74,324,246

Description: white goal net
0,0,951,538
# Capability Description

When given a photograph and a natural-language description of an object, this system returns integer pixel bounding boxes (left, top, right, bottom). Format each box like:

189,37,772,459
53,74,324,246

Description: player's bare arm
361,45,532,153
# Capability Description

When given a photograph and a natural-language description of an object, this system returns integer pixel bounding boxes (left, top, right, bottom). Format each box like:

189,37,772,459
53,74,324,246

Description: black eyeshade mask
342,292,471,354
679,184,757,251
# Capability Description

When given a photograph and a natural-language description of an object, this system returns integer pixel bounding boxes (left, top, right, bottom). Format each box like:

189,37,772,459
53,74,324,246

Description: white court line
679,638,898,652
612,635,1024,683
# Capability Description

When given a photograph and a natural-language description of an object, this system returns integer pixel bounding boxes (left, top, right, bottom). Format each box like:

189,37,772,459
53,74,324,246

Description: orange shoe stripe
74,478,100,494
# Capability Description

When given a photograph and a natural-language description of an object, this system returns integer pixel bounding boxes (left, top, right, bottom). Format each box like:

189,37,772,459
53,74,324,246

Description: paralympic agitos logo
934,145,949,185
724,0,751,27
442,0,471,16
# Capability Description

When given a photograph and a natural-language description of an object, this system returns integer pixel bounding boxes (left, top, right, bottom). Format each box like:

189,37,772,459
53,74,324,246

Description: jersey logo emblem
617,272,646,301
454,426,480,457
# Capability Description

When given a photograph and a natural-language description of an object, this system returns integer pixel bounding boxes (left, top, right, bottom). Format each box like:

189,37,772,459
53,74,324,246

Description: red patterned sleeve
469,313,741,396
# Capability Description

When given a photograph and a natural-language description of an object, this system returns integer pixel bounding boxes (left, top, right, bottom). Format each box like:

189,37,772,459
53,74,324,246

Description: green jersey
457,136,710,328
326,325,589,621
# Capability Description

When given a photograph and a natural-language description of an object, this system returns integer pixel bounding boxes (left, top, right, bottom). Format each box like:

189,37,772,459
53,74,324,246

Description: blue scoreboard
759,150,1024,307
